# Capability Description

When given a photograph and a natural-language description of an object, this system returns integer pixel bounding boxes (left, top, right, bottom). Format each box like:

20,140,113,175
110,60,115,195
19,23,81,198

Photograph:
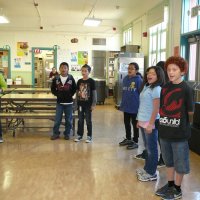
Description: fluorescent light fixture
0,15,9,24
83,17,102,27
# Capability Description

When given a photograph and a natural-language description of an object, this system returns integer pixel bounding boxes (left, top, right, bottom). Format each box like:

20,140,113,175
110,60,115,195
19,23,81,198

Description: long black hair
141,66,165,91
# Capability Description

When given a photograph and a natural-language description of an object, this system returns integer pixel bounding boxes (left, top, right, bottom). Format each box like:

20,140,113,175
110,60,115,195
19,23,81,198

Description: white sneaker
85,136,92,143
74,136,83,142
136,168,146,176
0,137,3,143
137,171,157,182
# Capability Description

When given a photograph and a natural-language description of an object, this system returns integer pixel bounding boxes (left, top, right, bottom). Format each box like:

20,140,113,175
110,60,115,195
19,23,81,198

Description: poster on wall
71,52,78,63
14,58,22,69
78,51,88,65
17,42,29,57
57,48,68,70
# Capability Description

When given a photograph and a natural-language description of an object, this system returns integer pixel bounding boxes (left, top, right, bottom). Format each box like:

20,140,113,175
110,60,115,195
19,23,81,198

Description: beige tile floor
0,99,200,200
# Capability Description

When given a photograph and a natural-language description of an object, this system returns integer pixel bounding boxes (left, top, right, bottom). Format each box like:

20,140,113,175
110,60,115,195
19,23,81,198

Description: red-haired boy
156,56,194,200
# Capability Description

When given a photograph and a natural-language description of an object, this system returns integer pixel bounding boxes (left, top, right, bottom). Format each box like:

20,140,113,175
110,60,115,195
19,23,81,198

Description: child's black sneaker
50,135,60,140
161,186,182,200
85,136,92,143
74,135,83,142
64,135,70,140
127,142,138,150
119,138,133,146
155,184,170,196
133,150,147,160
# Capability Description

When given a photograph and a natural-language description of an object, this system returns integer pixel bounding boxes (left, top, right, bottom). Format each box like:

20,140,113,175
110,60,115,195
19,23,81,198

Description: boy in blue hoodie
119,62,143,149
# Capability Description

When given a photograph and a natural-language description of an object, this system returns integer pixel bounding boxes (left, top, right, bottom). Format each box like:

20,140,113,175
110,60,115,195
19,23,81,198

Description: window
123,27,132,45
149,6,168,65
188,43,197,80
182,0,198,33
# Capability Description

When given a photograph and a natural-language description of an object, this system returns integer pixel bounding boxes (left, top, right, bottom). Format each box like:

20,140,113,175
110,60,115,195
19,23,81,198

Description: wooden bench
0,112,78,137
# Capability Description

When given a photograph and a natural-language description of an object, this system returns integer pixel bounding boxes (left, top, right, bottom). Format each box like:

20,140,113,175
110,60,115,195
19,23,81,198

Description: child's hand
136,122,140,129
145,124,153,134
91,106,95,111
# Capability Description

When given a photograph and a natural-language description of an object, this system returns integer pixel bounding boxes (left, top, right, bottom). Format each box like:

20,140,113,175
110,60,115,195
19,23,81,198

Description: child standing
0,73,7,143
74,64,97,143
51,62,76,140
136,66,165,182
119,62,142,149
156,56,194,200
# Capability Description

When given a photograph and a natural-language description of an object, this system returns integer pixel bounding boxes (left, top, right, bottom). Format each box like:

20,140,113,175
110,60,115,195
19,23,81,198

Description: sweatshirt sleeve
71,76,77,96
51,78,58,96
0,74,7,91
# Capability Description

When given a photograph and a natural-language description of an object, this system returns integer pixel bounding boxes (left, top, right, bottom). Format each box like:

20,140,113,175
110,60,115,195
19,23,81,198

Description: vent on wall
92,38,106,45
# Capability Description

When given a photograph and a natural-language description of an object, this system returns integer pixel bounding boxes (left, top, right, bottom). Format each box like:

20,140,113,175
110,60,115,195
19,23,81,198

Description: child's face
146,68,157,84
59,65,69,76
81,67,89,78
128,65,137,77
52,68,56,73
167,64,183,84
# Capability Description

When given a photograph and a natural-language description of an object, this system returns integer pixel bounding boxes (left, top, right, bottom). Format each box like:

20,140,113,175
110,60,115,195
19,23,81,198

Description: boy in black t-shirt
74,64,97,143
156,56,194,200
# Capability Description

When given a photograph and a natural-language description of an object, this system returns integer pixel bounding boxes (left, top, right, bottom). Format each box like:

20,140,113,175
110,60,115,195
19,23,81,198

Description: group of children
50,62,97,143
0,56,194,200
120,56,194,200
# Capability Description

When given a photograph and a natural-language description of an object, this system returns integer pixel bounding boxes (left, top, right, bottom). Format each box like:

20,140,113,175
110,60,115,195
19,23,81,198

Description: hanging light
83,17,102,27
0,8,10,24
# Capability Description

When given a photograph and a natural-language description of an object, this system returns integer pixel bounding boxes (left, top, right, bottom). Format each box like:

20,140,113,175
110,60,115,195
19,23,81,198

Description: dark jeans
53,103,73,136
77,105,92,137
124,112,139,143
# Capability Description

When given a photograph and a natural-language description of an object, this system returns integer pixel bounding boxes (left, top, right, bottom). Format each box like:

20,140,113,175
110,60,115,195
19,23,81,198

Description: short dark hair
165,56,188,74
141,66,166,90
156,61,169,82
81,64,91,73
129,62,139,71
156,61,165,69
59,62,69,68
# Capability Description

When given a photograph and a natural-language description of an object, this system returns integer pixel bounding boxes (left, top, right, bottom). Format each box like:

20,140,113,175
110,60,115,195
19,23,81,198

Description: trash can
95,80,106,104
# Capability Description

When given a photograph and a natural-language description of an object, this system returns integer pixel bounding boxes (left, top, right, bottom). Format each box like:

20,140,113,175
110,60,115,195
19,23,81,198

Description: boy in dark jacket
119,62,142,149
51,62,76,140
156,56,194,200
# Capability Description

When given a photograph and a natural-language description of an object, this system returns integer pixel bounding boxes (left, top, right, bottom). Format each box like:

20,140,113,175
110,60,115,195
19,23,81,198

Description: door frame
188,36,200,81
32,47,57,87
0,46,11,78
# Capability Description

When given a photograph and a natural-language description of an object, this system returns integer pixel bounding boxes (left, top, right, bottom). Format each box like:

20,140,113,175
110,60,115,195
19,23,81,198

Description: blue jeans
53,103,73,136
160,139,190,174
77,105,92,137
140,127,158,175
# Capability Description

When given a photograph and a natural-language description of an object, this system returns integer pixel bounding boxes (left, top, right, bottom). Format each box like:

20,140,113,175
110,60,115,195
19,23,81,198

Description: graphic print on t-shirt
78,83,90,101
123,81,136,91
159,87,184,128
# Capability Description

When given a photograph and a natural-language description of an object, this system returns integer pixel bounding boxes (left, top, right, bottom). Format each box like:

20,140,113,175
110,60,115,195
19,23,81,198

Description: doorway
0,48,11,79
32,48,56,88
188,36,200,101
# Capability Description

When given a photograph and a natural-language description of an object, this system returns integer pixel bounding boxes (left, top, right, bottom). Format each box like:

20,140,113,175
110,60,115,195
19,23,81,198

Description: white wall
0,31,121,84
123,0,182,67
